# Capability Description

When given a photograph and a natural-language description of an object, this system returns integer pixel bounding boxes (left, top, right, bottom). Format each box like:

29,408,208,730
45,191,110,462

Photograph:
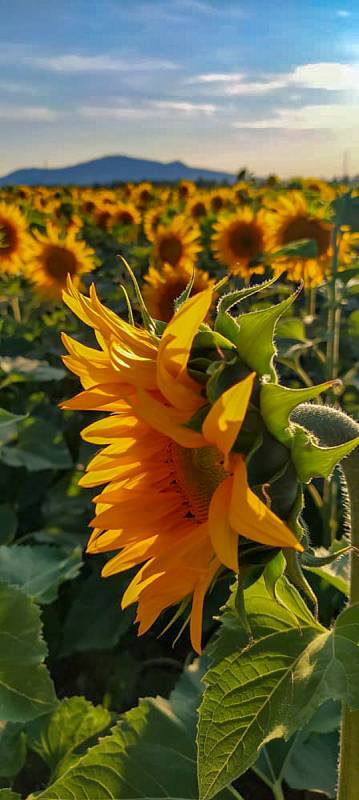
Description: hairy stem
291,403,359,800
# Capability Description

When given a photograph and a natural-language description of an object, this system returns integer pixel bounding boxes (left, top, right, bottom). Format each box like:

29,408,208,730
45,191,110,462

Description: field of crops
1,176,359,800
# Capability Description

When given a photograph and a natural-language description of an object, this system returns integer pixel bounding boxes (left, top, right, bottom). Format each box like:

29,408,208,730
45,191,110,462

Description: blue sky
0,0,358,177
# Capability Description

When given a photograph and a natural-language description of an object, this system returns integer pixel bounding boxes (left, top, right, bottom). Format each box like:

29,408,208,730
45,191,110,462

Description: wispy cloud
190,62,359,95
80,99,218,119
233,103,359,130
152,100,216,114
0,49,178,73
0,106,57,121
336,9,351,17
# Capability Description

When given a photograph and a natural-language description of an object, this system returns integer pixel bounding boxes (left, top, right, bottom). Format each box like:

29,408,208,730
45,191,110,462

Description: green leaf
26,696,111,780
34,661,234,800
260,381,336,445
0,356,65,382
0,791,22,800
348,309,359,337
275,316,306,342
0,545,82,604
61,570,134,655
0,505,17,545
0,409,26,444
0,418,72,471
255,703,339,799
269,237,318,260
0,582,57,722
235,288,301,378
197,595,359,800
0,722,26,779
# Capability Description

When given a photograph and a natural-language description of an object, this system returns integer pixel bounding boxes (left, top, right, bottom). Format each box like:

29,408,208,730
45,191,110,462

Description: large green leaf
0,505,17,546
0,418,72,471
0,409,26,444
61,570,134,655
0,582,57,723
26,696,111,780
197,589,359,800
0,791,22,800
0,545,82,604
0,722,26,780
34,662,236,800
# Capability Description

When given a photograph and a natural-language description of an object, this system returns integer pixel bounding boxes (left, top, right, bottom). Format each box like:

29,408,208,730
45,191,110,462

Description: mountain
0,155,234,187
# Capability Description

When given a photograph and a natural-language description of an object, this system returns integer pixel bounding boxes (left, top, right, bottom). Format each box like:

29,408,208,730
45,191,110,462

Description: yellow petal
157,288,213,411
129,388,206,449
190,557,221,654
202,373,255,465
229,457,303,551
208,479,239,571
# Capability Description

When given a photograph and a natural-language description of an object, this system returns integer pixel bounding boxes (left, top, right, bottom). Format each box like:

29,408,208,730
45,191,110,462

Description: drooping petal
128,387,207,448
229,456,303,551
208,478,239,572
202,372,255,465
157,288,213,411
190,557,221,654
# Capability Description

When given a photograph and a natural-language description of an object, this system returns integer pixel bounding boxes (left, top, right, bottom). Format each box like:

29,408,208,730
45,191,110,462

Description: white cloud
0,50,178,73
233,103,359,130
80,100,217,119
189,72,245,83
0,106,57,121
152,100,216,114
337,9,351,17
80,106,153,119
190,61,359,95
291,62,359,90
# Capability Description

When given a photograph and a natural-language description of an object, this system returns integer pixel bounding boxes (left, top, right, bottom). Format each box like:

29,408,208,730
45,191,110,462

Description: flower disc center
171,443,228,523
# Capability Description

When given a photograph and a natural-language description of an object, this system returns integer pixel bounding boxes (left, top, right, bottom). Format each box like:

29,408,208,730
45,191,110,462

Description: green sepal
302,544,351,568
192,329,235,351
263,551,286,602
260,380,339,445
119,256,157,335
173,269,195,312
291,428,359,482
285,549,318,612
216,274,279,317
235,285,302,379
183,404,210,433
118,284,134,325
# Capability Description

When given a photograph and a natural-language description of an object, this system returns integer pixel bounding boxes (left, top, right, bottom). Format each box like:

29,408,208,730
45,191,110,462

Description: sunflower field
1,176,359,800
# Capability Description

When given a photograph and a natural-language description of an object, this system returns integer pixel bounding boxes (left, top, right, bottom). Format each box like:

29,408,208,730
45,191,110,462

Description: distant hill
0,155,234,187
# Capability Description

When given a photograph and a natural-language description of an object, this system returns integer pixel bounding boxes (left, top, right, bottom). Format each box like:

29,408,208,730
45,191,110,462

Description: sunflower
265,191,334,285
143,262,215,322
61,279,301,653
177,180,195,201
186,195,210,221
26,222,95,299
0,202,31,274
133,182,154,209
212,207,267,277
209,188,231,214
143,206,165,243
152,216,201,271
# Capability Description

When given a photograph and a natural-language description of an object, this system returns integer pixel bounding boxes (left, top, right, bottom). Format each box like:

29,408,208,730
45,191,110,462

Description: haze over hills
0,155,235,187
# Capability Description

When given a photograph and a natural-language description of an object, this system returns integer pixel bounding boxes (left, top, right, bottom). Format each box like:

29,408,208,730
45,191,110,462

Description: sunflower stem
291,403,359,800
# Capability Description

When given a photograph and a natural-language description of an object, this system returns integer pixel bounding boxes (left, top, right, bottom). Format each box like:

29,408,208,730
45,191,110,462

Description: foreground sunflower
61,278,302,652
212,208,267,277
26,222,96,298
0,202,31,274
143,262,215,321
152,215,201,271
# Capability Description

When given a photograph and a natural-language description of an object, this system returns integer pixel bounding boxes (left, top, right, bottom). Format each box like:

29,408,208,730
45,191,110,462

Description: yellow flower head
26,222,96,299
0,201,31,274
61,280,301,653
152,215,201,271
212,207,267,277
186,194,210,221
265,191,333,286
143,262,215,322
